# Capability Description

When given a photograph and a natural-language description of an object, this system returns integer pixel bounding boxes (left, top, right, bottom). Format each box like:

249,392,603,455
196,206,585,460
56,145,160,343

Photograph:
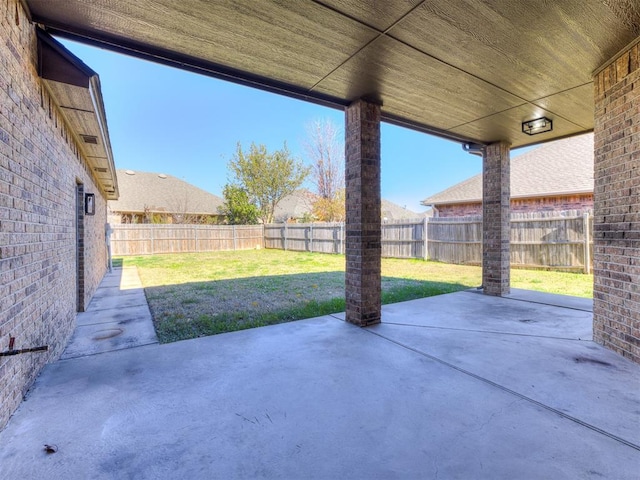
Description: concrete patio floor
0,284,638,479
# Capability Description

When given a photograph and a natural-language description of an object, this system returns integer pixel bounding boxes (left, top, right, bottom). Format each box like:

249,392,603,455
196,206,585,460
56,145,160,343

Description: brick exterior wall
593,39,640,364
345,99,381,326
435,203,483,217
436,194,593,218
511,195,593,213
482,142,511,296
0,0,108,429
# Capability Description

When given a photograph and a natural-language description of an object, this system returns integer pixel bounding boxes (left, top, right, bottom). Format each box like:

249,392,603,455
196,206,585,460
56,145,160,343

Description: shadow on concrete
140,271,472,342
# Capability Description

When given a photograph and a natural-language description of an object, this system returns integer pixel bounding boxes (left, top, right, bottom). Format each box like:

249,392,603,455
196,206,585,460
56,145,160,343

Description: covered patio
23,0,640,361
0,276,638,478
3,1,637,476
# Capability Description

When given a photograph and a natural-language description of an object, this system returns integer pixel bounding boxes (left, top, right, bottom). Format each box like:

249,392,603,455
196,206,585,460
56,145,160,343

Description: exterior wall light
522,116,552,135
85,193,96,215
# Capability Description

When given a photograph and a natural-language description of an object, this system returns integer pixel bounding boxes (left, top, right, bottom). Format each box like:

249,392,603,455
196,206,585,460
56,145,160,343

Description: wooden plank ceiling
25,0,640,148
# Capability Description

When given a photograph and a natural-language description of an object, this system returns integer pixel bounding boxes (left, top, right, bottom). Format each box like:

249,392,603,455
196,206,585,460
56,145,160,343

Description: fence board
427,215,482,265
381,220,425,259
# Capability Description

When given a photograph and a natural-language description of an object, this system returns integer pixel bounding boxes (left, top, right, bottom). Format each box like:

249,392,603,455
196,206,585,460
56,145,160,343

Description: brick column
482,141,511,296
345,99,381,326
593,39,640,363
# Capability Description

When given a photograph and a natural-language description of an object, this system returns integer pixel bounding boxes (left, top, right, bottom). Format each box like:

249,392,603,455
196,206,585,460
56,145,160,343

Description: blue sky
61,39,497,213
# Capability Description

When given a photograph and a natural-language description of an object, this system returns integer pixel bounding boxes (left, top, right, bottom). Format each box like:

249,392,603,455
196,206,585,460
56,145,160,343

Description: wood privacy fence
263,220,428,259
427,211,593,272
264,222,347,254
265,210,594,272
110,224,264,256
111,210,593,272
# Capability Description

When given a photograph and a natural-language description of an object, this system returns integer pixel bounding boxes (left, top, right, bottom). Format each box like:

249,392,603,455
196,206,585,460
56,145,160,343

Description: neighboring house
273,189,317,223
108,170,224,224
273,191,423,223
421,134,594,217
1,15,118,429
381,199,423,221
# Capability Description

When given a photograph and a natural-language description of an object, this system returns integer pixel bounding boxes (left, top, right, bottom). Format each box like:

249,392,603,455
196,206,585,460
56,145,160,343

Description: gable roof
422,133,594,206
273,190,316,222
272,191,422,222
381,199,421,221
108,170,223,215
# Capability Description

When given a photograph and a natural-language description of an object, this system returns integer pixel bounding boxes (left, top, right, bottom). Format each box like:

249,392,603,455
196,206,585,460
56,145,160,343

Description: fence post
284,223,288,251
233,225,237,250
340,223,344,254
309,224,313,253
423,216,429,260
150,226,155,255
583,212,591,274
194,226,198,252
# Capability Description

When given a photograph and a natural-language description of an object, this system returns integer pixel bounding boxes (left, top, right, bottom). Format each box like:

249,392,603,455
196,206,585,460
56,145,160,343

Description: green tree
218,184,260,225
229,142,310,224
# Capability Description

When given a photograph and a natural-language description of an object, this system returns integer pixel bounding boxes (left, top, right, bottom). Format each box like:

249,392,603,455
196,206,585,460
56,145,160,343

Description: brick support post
345,99,381,326
482,142,511,296
593,38,640,363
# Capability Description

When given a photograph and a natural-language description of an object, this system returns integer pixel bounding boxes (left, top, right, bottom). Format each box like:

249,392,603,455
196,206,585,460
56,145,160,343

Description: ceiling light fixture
522,117,552,135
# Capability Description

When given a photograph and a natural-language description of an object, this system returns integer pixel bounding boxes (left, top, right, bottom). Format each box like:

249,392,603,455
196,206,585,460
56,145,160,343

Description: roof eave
510,189,593,200
421,198,481,207
422,189,593,207
37,29,119,200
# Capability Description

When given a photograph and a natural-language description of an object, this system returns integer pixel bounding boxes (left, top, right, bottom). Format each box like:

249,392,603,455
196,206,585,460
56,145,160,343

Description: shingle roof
422,133,594,206
381,199,421,220
108,170,223,214
273,190,316,222
272,191,422,222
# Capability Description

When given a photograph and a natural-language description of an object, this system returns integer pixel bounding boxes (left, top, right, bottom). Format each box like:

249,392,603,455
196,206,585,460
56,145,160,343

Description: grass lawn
115,250,593,343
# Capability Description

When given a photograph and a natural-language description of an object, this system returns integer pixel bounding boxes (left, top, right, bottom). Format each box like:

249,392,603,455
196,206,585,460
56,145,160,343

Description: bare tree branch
304,118,345,221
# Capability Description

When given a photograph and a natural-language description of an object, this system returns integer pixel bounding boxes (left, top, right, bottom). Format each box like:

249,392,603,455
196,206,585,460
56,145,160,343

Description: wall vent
94,167,108,173
80,134,98,144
